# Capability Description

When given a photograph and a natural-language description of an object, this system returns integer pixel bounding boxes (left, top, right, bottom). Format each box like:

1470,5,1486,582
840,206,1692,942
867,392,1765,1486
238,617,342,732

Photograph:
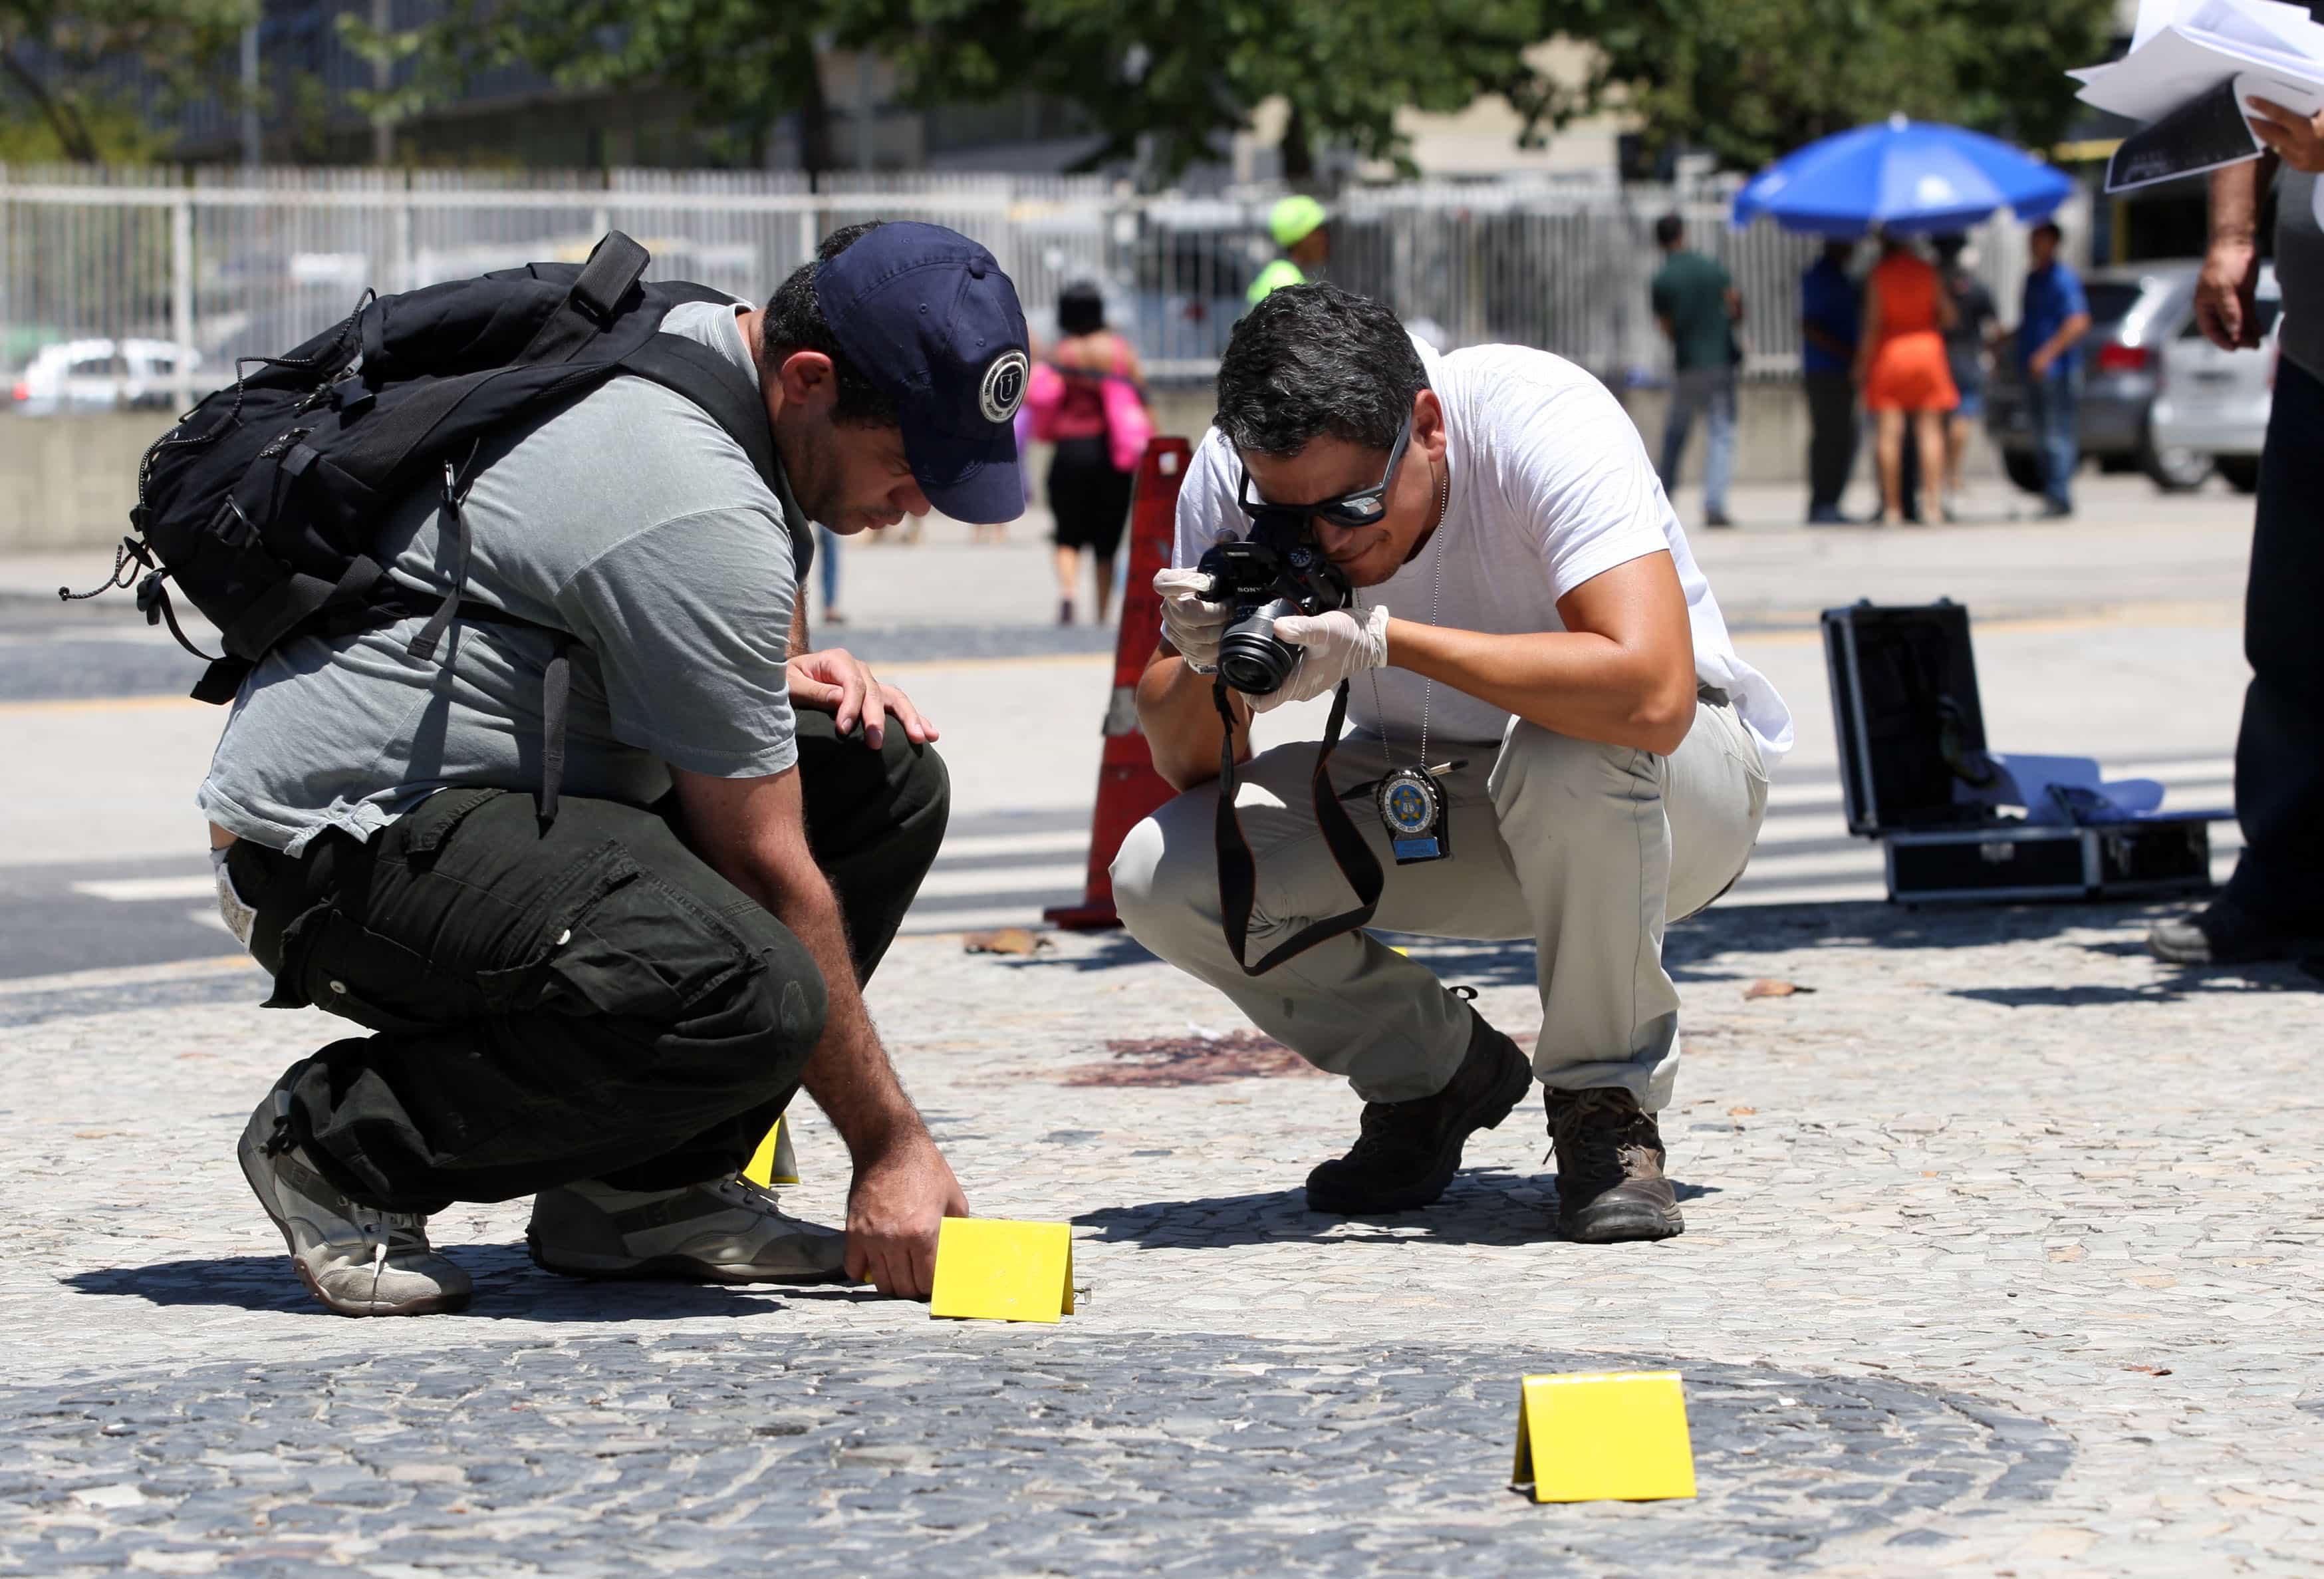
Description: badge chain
1364,455,1450,770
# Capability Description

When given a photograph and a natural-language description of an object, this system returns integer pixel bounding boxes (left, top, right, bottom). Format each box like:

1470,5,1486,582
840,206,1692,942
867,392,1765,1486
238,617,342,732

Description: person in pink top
1039,283,1147,623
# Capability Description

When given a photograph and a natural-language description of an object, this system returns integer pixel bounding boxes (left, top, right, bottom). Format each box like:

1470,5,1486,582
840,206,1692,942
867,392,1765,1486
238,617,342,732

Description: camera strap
1211,678,1384,976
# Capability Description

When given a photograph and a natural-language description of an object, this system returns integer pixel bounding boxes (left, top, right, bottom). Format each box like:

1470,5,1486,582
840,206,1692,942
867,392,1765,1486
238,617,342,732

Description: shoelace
1543,1089,1644,1171
710,1175,788,1216
352,1211,430,1302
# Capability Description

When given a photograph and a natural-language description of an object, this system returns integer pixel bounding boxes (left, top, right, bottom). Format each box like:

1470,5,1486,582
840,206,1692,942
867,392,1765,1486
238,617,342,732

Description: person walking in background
1650,215,1742,527
1855,231,1958,526
2018,220,2091,520
1248,196,1330,307
2148,119,2324,968
1799,238,1861,523
1030,281,1148,625
1934,234,2000,517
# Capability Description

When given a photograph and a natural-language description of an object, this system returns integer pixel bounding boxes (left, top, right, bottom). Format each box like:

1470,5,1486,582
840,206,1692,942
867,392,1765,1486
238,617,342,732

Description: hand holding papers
2077,1,2324,192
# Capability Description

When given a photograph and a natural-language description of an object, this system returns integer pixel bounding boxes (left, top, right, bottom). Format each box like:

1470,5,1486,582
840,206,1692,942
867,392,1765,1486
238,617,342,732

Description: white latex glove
1154,567,1232,672
1248,604,1391,712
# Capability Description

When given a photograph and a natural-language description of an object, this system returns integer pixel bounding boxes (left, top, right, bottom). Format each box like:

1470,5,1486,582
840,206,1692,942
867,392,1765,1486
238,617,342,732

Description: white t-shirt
1174,341,1794,762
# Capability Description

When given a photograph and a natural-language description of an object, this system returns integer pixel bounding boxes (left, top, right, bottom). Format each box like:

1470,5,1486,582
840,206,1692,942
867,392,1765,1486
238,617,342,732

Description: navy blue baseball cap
815,221,1031,524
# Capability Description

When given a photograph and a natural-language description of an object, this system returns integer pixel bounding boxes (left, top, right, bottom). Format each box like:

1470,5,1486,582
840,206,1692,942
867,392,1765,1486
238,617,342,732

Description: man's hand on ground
787,648,938,750
844,1129,969,1300
2195,239,2263,351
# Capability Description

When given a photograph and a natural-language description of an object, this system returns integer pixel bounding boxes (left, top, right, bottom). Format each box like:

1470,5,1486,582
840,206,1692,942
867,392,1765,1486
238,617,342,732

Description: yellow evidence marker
741,1116,798,1188
928,1219,1076,1324
1511,1371,1696,1503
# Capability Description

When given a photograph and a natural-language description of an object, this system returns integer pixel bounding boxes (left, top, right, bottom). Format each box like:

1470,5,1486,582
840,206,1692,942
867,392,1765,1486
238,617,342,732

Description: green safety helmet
1268,194,1329,249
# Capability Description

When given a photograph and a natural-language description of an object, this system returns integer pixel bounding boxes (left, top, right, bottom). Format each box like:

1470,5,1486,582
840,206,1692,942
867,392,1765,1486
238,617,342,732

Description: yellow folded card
741,1116,797,1188
1511,1371,1696,1503
928,1218,1076,1323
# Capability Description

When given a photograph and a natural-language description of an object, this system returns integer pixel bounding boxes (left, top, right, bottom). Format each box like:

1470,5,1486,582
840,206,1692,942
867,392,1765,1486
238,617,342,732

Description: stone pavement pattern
3,897,2319,1574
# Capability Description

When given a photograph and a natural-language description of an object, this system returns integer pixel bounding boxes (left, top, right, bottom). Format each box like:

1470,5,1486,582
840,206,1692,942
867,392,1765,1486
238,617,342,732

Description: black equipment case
1821,600,2224,905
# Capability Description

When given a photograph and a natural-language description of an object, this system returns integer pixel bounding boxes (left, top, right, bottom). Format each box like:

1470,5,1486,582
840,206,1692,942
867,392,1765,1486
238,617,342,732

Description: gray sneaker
237,1090,473,1317
527,1175,848,1284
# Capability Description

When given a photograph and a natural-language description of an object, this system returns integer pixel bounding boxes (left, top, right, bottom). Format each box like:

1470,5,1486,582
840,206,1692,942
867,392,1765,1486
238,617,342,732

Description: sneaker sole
1305,1037,1535,1215
236,1109,470,1318
525,1233,848,1286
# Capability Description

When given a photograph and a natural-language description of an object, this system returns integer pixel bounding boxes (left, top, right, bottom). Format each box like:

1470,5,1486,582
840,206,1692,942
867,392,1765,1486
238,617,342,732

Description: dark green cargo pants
227,712,947,1215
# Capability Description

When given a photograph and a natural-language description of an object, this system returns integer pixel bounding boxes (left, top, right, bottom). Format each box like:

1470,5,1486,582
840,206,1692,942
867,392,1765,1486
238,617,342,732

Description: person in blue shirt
2017,221,2093,519
1799,239,1860,523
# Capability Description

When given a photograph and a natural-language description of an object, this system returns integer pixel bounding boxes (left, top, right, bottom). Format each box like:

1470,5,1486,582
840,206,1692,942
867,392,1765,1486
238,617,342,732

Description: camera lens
1218,604,1300,695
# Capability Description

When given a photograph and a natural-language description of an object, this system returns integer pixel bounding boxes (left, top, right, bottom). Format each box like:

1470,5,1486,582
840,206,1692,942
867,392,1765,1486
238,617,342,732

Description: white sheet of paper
2077,23,2324,120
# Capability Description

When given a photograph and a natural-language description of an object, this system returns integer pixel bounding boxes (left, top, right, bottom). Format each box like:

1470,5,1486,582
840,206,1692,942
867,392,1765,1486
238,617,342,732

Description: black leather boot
1545,1087,1684,1242
1304,1010,1533,1214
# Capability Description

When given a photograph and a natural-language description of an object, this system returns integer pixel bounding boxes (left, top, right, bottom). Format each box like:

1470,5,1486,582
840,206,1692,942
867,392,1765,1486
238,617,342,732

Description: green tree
892,0,1559,182
1550,0,2116,173
386,0,1559,184
0,0,253,163
373,0,911,175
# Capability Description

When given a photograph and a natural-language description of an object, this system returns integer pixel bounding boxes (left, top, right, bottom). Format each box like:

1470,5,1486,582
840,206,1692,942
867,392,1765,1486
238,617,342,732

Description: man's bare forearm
2211,154,2274,245
1389,621,1695,756
1136,646,1251,791
722,855,924,1159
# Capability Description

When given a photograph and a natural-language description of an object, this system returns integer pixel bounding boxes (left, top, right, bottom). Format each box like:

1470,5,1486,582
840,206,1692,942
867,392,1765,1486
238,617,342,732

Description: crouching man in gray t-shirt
207,221,1031,1315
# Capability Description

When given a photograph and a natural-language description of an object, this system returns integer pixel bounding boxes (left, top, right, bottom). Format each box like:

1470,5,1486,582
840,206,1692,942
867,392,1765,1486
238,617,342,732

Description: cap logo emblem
979,350,1030,424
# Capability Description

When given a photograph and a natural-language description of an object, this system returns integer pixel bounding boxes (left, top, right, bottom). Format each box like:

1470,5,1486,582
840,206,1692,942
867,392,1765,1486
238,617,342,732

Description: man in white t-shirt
1112,284,1791,1242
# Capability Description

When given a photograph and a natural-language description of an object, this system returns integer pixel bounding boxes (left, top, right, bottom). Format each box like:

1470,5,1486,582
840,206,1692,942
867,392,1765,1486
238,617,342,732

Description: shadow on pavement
1073,1166,1717,1250
61,1252,797,1322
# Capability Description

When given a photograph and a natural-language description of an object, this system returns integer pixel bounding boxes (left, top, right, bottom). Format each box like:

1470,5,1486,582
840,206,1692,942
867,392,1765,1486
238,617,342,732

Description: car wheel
2215,455,2261,493
2001,450,2047,494
2138,428,2212,492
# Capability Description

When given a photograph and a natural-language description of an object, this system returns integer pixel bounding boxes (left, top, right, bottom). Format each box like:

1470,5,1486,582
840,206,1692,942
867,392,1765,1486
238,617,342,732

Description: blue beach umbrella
1731,114,2074,237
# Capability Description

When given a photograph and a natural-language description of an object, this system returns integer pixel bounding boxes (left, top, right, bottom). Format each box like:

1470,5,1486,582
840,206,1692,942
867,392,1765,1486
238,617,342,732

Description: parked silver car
7,337,204,416
1984,261,2214,494
2148,264,2280,494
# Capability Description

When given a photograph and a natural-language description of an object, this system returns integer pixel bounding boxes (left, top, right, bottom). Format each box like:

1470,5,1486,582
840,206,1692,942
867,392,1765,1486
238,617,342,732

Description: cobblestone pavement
3,895,2320,1574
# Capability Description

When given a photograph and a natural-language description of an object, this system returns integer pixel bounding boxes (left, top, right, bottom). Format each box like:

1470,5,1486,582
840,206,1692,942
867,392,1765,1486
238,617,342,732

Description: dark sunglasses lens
1323,494,1386,527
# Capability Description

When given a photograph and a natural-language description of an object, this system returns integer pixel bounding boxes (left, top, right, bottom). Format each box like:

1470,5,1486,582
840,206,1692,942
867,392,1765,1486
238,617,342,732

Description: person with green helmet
1247,194,1330,306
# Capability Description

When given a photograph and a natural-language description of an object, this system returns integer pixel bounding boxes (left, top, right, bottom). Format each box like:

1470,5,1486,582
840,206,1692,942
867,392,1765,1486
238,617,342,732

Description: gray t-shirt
200,299,804,855
2275,168,2324,382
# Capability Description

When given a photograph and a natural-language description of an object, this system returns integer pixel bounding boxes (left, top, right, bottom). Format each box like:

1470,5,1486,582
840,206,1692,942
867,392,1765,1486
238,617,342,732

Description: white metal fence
0,164,2066,410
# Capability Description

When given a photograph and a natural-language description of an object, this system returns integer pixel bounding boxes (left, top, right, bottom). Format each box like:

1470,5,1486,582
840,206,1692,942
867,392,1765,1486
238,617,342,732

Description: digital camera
1194,526,1353,696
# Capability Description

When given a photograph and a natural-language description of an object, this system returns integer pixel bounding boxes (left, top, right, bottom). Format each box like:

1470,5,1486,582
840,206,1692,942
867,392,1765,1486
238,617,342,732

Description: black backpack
69,230,811,817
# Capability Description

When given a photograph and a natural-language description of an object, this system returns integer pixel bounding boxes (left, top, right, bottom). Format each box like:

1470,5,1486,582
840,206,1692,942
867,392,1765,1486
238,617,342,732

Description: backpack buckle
330,376,374,416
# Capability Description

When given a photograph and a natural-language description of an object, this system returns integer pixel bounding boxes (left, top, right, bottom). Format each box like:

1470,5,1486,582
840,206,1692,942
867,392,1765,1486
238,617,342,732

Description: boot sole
1559,1201,1686,1243
525,1232,848,1286
237,1109,471,1318
1306,1038,1535,1215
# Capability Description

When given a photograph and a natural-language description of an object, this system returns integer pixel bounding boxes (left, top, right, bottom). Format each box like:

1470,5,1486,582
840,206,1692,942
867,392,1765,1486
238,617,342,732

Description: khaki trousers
1110,700,1768,1111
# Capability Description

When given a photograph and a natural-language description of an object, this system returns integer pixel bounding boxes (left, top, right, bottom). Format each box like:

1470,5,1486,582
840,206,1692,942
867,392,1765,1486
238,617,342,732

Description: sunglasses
1235,413,1412,536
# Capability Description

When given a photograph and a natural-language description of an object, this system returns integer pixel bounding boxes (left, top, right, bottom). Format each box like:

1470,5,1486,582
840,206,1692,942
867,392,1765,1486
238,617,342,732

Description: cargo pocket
477,841,763,1024
273,903,482,1033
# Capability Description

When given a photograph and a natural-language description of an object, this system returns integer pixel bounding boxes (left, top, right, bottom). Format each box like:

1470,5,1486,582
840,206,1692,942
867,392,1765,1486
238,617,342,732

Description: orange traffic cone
1045,436,1192,929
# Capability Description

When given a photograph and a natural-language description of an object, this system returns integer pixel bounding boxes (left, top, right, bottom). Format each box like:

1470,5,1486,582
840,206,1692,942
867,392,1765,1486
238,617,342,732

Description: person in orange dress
1853,233,1960,524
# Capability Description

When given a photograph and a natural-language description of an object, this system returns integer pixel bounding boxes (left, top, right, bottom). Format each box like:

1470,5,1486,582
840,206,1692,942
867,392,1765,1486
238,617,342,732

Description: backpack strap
619,331,816,584
516,231,652,365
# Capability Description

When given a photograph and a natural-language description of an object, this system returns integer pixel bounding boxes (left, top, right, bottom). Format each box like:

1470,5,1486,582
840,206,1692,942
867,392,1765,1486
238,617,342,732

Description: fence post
170,186,194,412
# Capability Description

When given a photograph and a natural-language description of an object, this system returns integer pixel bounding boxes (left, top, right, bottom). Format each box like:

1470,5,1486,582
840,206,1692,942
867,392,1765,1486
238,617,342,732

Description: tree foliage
1548,0,2119,174
892,0,1559,181
384,0,1558,182
0,0,252,163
